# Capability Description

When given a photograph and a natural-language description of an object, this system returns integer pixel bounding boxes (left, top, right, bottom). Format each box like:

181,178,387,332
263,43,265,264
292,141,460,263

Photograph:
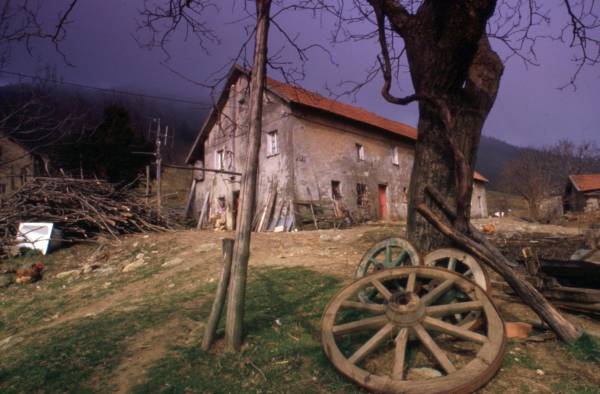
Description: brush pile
0,177,168,256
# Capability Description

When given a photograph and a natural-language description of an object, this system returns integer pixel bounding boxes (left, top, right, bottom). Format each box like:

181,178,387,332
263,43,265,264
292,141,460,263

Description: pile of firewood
0,177,168,256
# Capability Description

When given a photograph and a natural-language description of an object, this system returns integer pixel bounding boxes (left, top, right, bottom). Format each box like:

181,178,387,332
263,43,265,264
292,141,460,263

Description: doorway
378,184,387,220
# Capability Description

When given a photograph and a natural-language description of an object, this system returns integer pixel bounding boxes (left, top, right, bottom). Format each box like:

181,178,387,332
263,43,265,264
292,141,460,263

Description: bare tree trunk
224,0,272,352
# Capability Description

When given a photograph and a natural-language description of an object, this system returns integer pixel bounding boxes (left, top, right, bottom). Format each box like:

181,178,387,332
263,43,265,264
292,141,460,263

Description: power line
0,69,209,106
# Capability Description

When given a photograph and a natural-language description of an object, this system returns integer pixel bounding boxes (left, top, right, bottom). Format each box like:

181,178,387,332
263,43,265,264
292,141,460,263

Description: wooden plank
183,179,197,219
202,238,234,351
197,192,210,230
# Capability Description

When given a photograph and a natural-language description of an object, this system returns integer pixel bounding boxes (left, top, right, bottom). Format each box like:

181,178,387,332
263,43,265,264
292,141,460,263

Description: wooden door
378,184,387,220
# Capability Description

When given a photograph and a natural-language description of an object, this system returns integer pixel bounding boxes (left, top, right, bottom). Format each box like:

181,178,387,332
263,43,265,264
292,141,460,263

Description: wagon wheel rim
355,238,420,303
321,267,506,394
423,249,490,331
423,248,490,292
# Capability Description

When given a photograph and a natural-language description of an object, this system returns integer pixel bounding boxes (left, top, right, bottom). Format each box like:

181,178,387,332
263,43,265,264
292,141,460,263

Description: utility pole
155,118,162,216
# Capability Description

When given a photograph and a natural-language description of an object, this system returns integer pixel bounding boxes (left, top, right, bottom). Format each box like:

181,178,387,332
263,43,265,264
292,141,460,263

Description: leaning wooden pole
224,0,272,352
417,202,582,343
202,238,234,351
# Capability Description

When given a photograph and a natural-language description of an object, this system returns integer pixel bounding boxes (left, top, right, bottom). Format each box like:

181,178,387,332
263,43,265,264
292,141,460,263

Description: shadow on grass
132,266,364,394
0,286,207,393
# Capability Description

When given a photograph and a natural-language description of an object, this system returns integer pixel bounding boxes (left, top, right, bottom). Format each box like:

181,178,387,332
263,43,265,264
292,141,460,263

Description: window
331,180,342,200
215,150,224,170
356,143,365,161
391,146,399,165
356,183,367,207
267,131,279,156
0,184,5,194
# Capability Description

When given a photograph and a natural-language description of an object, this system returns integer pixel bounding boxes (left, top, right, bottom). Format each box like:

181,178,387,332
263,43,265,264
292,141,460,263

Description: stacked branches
0,177,168,256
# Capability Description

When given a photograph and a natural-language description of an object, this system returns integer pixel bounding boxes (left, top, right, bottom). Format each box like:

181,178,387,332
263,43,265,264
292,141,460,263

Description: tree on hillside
500,140,600,219
500,148,553,220
56,105,152,182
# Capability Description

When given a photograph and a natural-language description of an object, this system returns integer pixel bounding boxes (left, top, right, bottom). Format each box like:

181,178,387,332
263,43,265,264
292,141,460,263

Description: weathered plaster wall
290,112,413,221
191,77,294,229
471,182,488,218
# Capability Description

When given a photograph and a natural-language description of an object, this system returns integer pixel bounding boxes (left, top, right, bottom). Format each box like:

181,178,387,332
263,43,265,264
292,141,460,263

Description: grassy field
1,226,600,393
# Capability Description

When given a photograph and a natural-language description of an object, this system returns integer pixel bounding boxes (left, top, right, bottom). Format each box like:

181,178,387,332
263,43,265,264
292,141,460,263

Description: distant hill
475,135,524,190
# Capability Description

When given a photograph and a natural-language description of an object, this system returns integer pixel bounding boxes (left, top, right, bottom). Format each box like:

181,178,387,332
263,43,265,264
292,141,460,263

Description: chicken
15,262,45,284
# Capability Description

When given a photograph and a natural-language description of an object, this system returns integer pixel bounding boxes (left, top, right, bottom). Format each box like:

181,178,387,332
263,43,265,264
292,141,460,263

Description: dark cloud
5,1,599,147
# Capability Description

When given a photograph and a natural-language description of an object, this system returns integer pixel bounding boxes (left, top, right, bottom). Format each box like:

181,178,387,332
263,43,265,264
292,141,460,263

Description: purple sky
4,0,599,147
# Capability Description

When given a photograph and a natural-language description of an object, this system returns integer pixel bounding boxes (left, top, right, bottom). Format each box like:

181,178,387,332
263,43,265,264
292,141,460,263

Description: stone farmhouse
186,66,488,230
565,174,600,212
0,136,49,197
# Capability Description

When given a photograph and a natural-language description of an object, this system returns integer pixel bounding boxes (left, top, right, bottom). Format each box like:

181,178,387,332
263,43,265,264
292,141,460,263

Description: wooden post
224,0,272,352
145,165,150,204
202,238,234,351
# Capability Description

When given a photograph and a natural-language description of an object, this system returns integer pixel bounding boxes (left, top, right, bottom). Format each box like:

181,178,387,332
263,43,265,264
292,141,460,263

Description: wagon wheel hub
386,291,425,327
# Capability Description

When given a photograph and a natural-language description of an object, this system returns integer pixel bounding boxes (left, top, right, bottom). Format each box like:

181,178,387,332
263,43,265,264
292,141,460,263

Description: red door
378,184,387,220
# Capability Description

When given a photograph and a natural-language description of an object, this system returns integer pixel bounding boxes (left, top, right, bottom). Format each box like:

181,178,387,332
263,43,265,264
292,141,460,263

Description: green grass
550,378,600,394
0,283,208,393
563,333,600,364
132,267,360,394
0,267,363,393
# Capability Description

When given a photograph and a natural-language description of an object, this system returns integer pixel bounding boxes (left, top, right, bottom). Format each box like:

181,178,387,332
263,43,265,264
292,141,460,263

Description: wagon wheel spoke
371,279,392,301
348,323,395,364
369,258,384,271
384,244,392,267
423,316,488,344
421,279,454,306
448,257,457,271
413,322,456,374
425,300,483,317
393,250,408,266
406,271,417,293
332,315,388,336
392,327,409,379
341,301,386,314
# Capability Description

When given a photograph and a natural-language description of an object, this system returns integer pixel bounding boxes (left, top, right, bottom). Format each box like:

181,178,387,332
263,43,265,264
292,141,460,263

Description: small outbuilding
0,136,50,197
564,174,600,212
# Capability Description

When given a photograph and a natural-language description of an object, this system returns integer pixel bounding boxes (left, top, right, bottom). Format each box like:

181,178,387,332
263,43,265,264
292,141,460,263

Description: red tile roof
266,78,418,141
473,172,488,183
569,174,600,192
267,77,487,183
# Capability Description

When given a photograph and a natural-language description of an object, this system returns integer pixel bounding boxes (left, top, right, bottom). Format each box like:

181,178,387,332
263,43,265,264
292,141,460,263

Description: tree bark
406,35,503,254
224,0,272,352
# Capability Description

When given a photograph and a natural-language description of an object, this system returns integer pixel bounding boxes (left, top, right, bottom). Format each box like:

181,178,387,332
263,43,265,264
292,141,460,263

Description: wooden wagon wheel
423,249,491,331
321,267,506,394
423,248,490,292
355,238,420,303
